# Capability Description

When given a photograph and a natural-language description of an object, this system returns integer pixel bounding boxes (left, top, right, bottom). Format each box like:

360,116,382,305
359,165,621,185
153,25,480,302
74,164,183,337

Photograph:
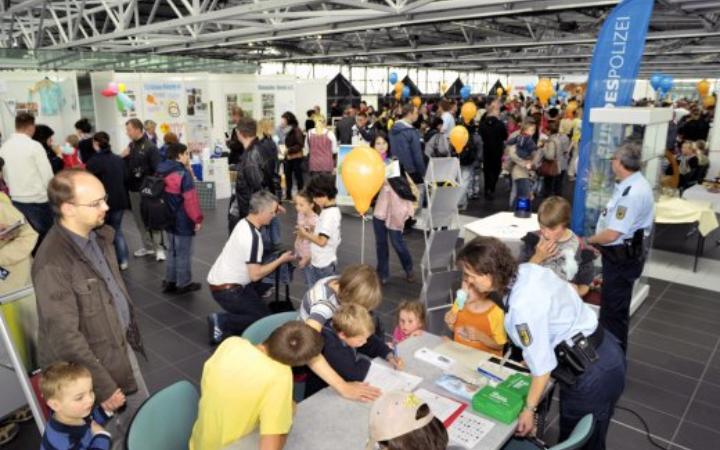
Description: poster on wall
226,93,254,129
261,93,275,119
143,81,184,141
335,144,356,207
120,90,138,119
15,102,38,116
185,86,211,154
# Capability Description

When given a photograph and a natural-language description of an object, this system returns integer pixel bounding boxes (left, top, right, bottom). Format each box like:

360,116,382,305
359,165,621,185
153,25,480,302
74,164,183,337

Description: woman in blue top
456,236,625,450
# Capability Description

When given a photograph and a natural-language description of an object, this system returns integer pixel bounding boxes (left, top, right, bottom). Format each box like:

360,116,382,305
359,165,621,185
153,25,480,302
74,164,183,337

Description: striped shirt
299,276,340,324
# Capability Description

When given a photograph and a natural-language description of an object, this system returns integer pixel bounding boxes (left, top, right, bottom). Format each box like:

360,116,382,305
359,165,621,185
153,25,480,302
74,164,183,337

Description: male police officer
585,143,654,353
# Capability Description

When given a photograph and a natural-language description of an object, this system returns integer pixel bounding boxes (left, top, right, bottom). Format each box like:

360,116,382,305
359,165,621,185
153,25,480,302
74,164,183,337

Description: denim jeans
306,262,336,286
458,165,475,209
105,209,129,265
12,201,53,251
261,216,282,254
211,284,271,336
165,232,193,288
373,217,413,281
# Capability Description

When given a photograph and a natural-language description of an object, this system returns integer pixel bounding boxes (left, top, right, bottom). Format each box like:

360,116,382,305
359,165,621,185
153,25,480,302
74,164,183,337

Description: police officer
456,237,626,450
585,143,654,353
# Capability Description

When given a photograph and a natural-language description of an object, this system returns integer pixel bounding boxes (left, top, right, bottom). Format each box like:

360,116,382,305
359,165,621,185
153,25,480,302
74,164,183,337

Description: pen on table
499,348,511,367
391,338,399,368
476,367,503,383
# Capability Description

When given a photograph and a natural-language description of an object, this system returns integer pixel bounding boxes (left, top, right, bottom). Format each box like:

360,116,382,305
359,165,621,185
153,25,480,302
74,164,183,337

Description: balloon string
360,214,365,264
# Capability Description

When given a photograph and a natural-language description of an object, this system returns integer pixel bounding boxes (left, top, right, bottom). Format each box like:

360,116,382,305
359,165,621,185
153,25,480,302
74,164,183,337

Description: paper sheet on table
413,388,466,425
433,340,489,370
448,411,495,448
364,362,422,392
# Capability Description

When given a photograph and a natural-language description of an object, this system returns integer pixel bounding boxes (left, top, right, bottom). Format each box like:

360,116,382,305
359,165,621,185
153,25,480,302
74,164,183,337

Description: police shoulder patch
516,323,532,347
615,205,627,220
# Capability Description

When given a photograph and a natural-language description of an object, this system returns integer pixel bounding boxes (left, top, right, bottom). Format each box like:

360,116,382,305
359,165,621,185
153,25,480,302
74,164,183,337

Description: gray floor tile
136,347,172,376
672,420,720,450
694,381,720,409
635,316,717,345
174,351,212,385
142,301,199,327
614,399,680,441
652,298,720,324
627,343,706,380
683,398,720,431
644,307,720,336
606,421,668,450
142,327,205,362
621,377,691,417
144,365,193,394
629,328,714,361
172,318,214,350
664,285,720,302
626,360,698,397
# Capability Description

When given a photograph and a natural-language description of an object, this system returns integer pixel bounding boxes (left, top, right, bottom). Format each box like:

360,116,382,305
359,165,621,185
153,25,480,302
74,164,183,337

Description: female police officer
456,237,625,450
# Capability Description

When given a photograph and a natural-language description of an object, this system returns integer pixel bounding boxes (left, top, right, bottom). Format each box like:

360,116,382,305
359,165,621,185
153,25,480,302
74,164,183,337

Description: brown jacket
32,223,144,401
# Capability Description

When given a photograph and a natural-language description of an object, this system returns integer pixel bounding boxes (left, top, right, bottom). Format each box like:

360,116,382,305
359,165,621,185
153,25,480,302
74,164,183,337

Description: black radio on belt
551,332,600,385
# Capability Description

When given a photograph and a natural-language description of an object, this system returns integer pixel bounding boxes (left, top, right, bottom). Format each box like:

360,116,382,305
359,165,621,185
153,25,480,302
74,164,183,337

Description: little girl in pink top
392,300,426,343
293,190,319,286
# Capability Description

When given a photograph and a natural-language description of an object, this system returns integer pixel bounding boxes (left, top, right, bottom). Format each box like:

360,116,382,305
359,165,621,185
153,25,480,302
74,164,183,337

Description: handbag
538,158,559,177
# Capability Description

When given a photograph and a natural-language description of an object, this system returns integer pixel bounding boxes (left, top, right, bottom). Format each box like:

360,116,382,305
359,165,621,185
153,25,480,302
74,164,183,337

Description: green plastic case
471,385,524,424
498,373,532,400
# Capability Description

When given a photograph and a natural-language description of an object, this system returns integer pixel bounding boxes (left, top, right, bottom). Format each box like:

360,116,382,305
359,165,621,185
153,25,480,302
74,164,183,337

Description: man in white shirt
206,190,294,345
0,113,54,249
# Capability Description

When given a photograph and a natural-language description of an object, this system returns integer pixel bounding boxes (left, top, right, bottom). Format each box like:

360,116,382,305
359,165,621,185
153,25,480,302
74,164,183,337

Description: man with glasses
207,190,295,345
584,143,654,353
33,169,148,449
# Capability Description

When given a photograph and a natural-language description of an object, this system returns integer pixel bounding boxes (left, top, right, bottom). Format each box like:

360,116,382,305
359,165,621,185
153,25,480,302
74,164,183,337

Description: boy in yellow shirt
189,321,323,450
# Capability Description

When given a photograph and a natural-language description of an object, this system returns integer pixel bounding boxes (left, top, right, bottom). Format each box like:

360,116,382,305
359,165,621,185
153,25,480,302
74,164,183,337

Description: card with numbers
448,411,495,448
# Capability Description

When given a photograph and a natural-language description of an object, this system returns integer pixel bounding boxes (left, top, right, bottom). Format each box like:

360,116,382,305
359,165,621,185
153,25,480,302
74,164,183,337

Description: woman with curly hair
455,236,625,450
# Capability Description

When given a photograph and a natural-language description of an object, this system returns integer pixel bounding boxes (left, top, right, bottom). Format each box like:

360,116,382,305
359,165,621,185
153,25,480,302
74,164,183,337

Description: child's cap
365,391,435,450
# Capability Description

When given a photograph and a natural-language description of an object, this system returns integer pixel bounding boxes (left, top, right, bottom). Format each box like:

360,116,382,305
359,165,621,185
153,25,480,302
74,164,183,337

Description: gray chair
420,270,461,334
421,228,461,282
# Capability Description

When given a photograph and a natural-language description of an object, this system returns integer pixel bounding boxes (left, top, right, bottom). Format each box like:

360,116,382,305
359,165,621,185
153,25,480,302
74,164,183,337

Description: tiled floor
6,178,720,449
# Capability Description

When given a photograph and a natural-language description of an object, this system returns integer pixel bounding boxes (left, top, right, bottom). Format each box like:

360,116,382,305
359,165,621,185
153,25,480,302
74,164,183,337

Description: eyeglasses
71,194,108,209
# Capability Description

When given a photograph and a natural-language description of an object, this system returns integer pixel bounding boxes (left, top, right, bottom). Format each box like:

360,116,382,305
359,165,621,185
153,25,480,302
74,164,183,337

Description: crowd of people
0,88,716,450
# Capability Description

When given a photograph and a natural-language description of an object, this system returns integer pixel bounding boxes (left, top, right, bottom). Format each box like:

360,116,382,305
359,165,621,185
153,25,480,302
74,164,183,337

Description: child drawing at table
392,300,426,344
444,286,506,357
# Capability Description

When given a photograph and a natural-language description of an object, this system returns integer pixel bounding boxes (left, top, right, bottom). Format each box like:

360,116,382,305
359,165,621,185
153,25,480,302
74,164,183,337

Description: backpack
139,174,174,231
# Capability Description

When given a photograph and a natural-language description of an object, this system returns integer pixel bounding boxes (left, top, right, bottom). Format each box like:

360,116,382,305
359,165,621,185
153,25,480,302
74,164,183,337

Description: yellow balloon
394,92,402,101
449,125,469,154
118,82,126,93
341,146,386,215
567,100,578,113
496,87,504,97
412,96,422,108
703,95,716,108
395,82,404,94
697,79,710,97
460,102,477,124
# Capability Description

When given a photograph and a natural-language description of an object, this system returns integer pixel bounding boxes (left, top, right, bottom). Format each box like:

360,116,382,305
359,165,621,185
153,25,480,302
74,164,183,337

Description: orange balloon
567,100,578,113
460,102,477,124
535,78,554,105
703,95,716,108
340,146,386,215
394,92,402,101
395,82,404,94
697,79,710,97
449,126,469,154
412,96,422,107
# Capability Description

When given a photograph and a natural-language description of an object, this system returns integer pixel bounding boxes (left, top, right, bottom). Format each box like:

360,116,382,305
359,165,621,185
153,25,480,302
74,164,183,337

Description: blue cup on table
514,197,531,218
191,162,203,181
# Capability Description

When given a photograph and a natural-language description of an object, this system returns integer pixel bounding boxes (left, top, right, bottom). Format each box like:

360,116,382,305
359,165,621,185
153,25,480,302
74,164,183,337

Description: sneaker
406,272,417,283
155,249,166,261
0,422,18,446
174,282,201,295
261,286,275,299
119,262,129,271
207,313,223,345
162,281,177,293
133,248,155,257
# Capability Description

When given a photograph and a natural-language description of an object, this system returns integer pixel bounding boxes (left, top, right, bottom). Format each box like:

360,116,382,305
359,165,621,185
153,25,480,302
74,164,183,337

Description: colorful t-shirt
453,303,507,356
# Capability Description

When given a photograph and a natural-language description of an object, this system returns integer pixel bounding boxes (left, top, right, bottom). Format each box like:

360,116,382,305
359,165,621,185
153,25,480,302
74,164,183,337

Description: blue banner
571,0,655,235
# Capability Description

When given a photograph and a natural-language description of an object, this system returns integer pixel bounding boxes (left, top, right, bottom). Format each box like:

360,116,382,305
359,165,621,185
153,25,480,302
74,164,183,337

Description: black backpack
139,174,174,231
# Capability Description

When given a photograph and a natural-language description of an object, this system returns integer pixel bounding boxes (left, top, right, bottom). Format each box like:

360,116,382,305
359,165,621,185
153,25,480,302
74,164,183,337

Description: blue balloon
460,86,471,100
389,72,398,85
402,86,410,99
660,76,673,92
650,73,663,90
526,83,535,95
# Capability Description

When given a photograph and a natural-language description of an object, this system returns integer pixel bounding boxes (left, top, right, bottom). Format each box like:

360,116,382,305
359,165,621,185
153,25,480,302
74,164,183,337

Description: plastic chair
125,380,199,450
242,311,299,344
501,414,595,450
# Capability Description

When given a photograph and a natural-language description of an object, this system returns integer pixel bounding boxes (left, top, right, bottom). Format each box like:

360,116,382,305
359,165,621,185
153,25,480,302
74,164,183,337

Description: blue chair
241,311,305,401
502,414,594,450
125,380,199,450
242,311,299,344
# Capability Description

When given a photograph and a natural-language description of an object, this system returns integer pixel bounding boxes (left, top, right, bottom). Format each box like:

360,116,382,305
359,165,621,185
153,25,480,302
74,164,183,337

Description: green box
471,385,524,424
498,373,532,401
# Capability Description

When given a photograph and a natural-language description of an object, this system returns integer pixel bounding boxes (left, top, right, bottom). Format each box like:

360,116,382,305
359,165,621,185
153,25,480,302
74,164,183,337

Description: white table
682,184,720,214
463,212,539,256
285,333,521,450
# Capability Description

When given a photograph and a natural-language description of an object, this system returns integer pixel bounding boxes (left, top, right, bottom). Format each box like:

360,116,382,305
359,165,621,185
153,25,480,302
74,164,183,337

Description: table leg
694,227,705,273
